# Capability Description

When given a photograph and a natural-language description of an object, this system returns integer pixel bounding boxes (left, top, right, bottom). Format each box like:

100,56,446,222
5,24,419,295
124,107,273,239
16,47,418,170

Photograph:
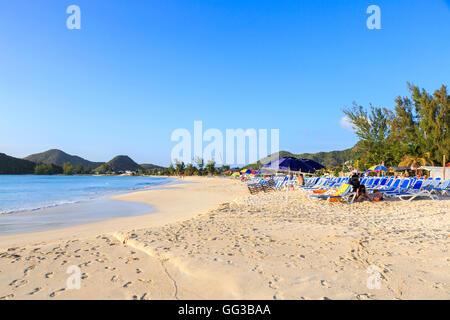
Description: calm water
0,175,172,214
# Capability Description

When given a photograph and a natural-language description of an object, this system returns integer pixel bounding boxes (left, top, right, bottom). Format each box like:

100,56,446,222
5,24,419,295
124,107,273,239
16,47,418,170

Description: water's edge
0,177,178,236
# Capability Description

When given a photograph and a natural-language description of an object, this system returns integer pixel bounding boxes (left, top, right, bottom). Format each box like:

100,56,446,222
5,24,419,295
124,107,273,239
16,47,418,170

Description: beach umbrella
264,156,316,173
298,159,326,170
368,165,388,172
240,169,253,174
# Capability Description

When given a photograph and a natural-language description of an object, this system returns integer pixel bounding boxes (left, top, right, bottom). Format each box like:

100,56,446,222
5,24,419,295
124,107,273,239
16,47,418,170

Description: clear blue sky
0,0,449,166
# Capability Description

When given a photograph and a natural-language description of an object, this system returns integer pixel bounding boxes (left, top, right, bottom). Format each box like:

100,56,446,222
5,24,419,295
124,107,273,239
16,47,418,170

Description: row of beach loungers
245,175,450,203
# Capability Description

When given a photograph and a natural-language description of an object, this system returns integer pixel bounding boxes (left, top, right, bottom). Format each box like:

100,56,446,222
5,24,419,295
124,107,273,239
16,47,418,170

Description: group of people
349,173,383,202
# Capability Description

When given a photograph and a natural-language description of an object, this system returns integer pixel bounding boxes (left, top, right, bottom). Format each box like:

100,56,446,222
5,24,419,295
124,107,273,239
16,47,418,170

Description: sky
0,0,449,166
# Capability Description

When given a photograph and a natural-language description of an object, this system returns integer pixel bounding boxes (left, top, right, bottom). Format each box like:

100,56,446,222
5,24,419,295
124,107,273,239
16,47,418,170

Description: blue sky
0,0,449,165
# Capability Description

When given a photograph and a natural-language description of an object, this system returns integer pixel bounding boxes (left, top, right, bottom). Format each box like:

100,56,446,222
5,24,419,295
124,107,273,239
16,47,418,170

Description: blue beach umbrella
298,159,325,170
264,157,316,173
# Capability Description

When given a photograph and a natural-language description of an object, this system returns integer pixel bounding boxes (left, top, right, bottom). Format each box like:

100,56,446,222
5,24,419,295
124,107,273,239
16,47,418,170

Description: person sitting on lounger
372,189,384,201
355,184,372,202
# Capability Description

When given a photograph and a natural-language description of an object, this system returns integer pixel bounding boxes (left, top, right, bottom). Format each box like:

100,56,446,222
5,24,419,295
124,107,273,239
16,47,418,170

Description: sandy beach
0,177,448,300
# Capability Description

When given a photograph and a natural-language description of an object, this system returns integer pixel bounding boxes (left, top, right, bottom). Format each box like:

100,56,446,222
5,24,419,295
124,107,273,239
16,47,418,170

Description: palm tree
398,153,434,173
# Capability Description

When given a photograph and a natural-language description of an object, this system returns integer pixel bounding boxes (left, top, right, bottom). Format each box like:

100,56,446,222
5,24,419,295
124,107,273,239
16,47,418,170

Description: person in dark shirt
349,173,372,202
349,173,361,192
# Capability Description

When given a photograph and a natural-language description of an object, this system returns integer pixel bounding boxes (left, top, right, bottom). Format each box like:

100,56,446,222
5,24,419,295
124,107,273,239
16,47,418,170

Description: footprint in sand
356,293,373,300
139,293,149,300
29,287,41,295
320,280,331,288
105,266,117,271
45,272,54,279
123,281,132,288
0,294,15,300
23,265,35,276
49,288,66,298
111,275,120,282
137,278,152,284
80,261,92,267
9,279,28,288
131,294,149,300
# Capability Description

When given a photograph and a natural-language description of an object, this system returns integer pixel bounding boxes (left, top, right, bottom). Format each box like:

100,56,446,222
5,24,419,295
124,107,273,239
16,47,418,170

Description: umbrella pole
444,155,446,181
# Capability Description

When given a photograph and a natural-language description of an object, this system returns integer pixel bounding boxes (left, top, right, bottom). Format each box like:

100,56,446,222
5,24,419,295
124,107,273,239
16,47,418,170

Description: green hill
25,149,103,169
95,156,143,173
0,153,36,174
245,147,356,170
140,163,166,170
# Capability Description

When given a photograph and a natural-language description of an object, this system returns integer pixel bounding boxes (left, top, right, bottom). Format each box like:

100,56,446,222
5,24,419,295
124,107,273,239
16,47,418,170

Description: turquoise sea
0,175,173,235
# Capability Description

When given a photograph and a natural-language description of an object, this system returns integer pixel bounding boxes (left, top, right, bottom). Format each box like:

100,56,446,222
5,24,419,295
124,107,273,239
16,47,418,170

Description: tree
398,153,434,168
96,163,112,174
168,164,175,176
74,164,84,174
34,163,62,175
343,83,449,169
184,163,196,176
194,157,205,175
63,162,74,175
343,104,391,168
206,159,216,175
174,160,185,175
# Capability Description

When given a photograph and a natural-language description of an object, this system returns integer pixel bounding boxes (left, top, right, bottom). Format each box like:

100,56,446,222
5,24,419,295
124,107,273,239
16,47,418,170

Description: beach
0,177,448,300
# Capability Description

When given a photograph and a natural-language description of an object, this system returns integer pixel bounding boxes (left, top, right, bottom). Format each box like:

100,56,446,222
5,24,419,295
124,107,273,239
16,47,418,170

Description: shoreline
0,175,174,216
0,176,244,248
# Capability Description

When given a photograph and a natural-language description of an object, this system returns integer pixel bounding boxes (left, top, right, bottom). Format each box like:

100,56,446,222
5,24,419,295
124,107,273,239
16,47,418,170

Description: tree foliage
344,84,449,170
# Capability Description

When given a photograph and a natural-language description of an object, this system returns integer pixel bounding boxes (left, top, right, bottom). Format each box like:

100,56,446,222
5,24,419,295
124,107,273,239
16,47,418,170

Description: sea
0,175,173,235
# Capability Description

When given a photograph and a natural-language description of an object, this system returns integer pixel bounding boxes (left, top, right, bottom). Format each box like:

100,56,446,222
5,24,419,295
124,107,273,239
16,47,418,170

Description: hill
0,153,36,174
25,149,103,169
95,156,143,173
140,163,166,170
245,147,356,170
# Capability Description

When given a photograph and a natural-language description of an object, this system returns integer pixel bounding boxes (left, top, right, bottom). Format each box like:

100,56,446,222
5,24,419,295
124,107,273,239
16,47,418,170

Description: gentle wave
0,199,85,215
0,175,173,215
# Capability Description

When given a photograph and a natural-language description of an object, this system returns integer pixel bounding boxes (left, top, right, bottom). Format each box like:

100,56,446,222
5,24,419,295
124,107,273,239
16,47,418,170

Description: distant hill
95,155,143,173
140,163,166,170
245,147,356,170
0,153,36,174
25,149,103,169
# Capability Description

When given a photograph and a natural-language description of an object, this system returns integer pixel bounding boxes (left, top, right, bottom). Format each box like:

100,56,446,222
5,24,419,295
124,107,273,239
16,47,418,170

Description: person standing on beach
298,174,305,186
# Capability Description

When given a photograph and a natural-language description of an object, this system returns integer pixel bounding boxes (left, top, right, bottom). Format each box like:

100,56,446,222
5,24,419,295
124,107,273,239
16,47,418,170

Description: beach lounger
378,178,403,195
308,183,354,203
432,180,450,196
247,183,263,195
394,179,439,201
